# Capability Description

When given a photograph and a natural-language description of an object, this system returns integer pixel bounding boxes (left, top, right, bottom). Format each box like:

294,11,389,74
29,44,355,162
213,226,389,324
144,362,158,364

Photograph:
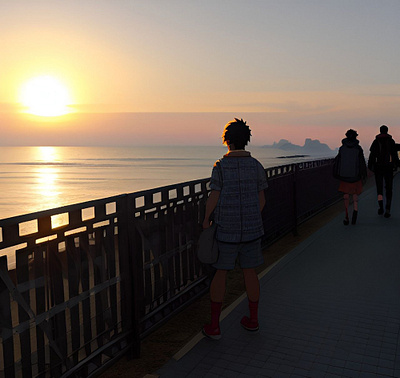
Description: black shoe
384,211,391,218
343,217,349,225
351,210,358,225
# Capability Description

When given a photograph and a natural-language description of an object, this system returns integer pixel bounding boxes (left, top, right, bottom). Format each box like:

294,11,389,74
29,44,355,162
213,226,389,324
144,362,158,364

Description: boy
202,118,268,339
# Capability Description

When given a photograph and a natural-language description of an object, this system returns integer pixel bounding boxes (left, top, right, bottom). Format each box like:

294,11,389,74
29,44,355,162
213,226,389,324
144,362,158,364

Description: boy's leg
375,170,384,214
243,268,260,302
203,270,227,339
384,168,393,217
210,269,227,302
241,268,260,331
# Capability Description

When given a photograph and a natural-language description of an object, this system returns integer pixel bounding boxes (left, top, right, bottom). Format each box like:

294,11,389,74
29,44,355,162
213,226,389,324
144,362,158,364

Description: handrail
0,158,339,377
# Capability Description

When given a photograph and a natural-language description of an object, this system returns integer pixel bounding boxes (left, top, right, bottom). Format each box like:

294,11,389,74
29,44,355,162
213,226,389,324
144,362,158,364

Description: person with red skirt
333,129,367,225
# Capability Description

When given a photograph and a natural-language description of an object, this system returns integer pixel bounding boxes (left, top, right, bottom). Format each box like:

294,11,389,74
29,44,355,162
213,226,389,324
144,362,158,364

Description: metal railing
0,158,340,377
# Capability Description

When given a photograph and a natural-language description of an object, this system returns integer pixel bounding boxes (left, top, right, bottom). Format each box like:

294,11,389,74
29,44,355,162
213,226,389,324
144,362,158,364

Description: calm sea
0,146,334,220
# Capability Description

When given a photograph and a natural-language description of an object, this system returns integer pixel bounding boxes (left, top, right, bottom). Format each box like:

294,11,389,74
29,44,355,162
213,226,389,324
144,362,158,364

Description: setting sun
19,75,72,117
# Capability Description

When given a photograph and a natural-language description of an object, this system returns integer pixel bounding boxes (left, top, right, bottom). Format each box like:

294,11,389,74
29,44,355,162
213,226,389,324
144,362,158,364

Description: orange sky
1,1,399,150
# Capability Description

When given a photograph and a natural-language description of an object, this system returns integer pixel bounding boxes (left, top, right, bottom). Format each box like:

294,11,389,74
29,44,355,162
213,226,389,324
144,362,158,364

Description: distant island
263,138,337,156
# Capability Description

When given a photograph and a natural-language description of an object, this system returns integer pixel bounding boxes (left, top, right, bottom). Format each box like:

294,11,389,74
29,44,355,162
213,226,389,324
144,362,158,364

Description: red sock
248,300,259,322
210,301,222,328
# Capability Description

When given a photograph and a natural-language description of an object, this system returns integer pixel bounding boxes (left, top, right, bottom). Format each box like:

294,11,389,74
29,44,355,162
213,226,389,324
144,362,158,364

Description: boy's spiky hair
222,118,252,149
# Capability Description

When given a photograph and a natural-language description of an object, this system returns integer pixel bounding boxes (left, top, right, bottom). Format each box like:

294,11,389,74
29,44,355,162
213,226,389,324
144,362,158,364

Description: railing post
130,198,145,352
292,164,298,236
117,195,141,359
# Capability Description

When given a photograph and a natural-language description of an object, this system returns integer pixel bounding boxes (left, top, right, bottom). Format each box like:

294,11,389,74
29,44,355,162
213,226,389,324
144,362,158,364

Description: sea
0,145,335,220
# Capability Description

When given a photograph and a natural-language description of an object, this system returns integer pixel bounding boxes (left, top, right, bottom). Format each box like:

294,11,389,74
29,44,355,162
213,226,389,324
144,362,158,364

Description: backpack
376,138,392,164
333,144,365,182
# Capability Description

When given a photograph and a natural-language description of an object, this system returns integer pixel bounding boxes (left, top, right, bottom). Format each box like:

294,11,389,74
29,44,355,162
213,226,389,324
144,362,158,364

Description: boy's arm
258,190,265,212
202,190,220,229
391,139,400,166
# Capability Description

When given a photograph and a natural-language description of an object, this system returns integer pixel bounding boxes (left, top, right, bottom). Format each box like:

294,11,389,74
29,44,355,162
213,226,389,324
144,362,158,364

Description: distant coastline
263,138,337,156
276,154,310,159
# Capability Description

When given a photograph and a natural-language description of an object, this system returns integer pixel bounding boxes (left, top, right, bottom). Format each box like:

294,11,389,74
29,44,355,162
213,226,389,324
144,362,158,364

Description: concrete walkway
156,175,400,378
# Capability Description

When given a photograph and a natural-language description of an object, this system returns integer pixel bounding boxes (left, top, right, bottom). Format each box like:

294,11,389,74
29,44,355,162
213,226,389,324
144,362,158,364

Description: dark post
117,195,141,359
292,164,298,236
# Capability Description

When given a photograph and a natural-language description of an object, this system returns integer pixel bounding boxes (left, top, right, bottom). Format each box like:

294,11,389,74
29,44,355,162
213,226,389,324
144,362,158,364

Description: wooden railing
0,158,340,377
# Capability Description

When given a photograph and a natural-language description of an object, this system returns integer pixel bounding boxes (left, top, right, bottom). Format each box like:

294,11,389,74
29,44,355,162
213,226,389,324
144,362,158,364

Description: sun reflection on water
37,167,59,196
37,146,57,161
34,147,62,210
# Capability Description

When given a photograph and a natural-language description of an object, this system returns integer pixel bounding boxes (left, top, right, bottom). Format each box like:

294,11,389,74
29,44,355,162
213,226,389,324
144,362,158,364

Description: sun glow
19,76,73,117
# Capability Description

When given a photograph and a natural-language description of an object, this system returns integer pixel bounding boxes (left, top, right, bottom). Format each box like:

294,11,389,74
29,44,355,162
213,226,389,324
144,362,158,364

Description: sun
19,75,73,117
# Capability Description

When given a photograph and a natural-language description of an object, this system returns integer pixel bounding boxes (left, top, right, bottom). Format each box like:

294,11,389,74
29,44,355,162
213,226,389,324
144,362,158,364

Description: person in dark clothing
368,125,399,218
333,129,367,225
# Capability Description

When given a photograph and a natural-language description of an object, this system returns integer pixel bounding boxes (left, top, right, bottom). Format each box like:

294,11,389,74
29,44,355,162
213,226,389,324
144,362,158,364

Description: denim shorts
212,238,264,270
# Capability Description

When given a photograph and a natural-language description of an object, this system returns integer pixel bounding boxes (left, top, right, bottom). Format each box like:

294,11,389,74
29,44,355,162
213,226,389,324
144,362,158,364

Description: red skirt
338,180,363,195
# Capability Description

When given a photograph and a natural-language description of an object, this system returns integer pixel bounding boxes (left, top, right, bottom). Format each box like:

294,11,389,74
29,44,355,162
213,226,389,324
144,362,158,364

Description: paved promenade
156,174,400,378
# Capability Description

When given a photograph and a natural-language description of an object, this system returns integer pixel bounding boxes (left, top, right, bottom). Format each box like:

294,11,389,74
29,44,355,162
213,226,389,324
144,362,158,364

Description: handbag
197,223,219,264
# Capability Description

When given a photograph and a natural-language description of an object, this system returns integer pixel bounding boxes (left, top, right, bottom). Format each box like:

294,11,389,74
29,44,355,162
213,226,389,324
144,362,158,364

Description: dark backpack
376,138,392,164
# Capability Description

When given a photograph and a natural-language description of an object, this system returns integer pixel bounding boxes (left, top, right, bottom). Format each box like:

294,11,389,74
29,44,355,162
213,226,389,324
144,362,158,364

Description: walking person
368,125,399,218
333,129,367,225
202,118,268,339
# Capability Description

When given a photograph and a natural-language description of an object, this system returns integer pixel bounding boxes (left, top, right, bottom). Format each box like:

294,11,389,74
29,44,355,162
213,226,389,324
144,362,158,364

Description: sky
1,0,399,150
